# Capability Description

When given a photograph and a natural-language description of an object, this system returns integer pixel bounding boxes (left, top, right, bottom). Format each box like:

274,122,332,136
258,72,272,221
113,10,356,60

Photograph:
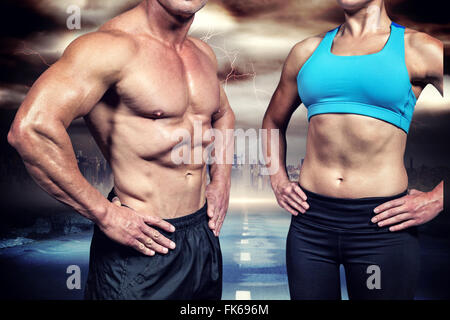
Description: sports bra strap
322,22,405,56
323,27,340,53
385,22,405,56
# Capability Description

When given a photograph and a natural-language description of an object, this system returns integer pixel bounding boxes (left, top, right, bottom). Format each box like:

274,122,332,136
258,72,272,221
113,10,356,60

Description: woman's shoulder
288,30,330,68
403,27,443,56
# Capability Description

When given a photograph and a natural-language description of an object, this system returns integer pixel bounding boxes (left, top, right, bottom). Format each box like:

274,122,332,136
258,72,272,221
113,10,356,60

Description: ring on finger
145,239,153,247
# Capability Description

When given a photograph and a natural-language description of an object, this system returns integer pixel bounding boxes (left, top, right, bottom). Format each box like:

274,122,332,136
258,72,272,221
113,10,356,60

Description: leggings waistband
294,185,409,232
301,185,408,205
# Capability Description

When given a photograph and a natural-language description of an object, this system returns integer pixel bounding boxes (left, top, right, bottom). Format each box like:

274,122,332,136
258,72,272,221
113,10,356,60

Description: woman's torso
297,22,416,198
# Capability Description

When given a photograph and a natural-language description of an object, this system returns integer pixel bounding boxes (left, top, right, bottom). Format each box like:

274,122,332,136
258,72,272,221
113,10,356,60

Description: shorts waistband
107,188,208,231
164,202,208,230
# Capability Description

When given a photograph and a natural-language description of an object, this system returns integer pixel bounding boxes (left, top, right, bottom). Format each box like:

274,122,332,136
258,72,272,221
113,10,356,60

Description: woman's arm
372,31,445,230
262,36,322,215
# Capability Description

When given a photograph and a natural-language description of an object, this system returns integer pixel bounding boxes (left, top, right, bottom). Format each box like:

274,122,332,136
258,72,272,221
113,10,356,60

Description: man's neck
342,0,391,35
143,0,194,49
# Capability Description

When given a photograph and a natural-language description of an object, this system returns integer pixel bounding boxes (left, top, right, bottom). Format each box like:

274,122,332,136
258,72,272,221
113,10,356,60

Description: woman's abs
298,114,409,198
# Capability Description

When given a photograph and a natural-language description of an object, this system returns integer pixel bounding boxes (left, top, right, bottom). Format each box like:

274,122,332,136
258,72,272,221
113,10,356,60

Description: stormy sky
0,0,449,167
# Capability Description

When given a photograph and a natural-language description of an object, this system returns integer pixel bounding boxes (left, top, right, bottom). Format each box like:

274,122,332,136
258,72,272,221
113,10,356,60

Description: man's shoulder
65,4,143,62
68,29,138,52
188,37,218,67
60,29,138,75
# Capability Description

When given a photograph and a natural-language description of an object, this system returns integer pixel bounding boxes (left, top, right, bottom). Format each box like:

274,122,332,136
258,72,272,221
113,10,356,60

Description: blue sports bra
297,22,417,133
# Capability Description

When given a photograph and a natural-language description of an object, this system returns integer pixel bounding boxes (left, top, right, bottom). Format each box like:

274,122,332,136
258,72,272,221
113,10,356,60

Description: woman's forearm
262,116,289,186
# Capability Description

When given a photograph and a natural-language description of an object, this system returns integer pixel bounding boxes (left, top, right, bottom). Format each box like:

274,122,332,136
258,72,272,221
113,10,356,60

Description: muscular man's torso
297,24,441,198
85,9,220,218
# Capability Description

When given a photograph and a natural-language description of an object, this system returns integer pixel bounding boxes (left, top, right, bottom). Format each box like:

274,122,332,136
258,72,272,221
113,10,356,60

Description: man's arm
8,31,176,255
261,38,322,216
192,38,235,236
8,32,124,220
207,85,235,236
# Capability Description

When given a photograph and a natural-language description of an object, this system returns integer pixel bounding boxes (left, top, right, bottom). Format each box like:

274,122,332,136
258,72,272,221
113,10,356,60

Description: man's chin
177,0,208,16
162,4,203,20
178,4,206,18
175,10,196,19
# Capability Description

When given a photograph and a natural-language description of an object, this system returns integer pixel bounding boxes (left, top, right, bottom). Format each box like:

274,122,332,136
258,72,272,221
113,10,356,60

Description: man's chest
116,46,220,119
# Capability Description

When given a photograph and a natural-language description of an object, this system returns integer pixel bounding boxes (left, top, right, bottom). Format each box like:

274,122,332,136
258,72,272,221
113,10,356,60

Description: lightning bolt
200,25,225,43
200,26,272,108
250,62,272,108
15,41,51,67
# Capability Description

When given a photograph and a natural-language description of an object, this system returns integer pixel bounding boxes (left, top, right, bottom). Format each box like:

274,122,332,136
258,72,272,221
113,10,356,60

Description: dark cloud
386,0,450,74
216,0,292,17
406,109,450,167
0,0,60,38
0,50,55,89
387,0,450,25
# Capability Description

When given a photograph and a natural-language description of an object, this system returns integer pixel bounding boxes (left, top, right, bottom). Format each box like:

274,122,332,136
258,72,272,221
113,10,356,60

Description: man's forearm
209,164,232,187
8,123,111,224
209,110,234,186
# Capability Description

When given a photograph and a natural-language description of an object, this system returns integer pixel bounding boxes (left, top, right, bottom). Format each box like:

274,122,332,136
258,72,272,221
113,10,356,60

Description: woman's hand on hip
372,188,444,231
272,179,309,216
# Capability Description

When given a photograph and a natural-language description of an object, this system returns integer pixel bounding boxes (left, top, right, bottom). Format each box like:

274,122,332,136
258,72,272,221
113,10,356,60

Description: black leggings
286,186,420,300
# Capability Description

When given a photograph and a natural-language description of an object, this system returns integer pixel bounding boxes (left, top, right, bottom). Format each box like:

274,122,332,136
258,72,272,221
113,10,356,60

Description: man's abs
113,163,208,220
298,113,409,198
86,103,212,219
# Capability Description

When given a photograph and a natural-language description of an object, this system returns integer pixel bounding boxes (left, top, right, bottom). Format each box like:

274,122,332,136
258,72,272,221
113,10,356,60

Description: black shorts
84,190,222,300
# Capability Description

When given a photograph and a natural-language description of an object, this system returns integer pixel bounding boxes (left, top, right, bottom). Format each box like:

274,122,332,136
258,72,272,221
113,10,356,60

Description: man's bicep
20,60,108,127
212,85,234,124
17,32,129,128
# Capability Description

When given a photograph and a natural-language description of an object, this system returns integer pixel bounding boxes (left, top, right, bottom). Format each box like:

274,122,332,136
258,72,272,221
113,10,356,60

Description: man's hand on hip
98,201,176,256
206,180,230,237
